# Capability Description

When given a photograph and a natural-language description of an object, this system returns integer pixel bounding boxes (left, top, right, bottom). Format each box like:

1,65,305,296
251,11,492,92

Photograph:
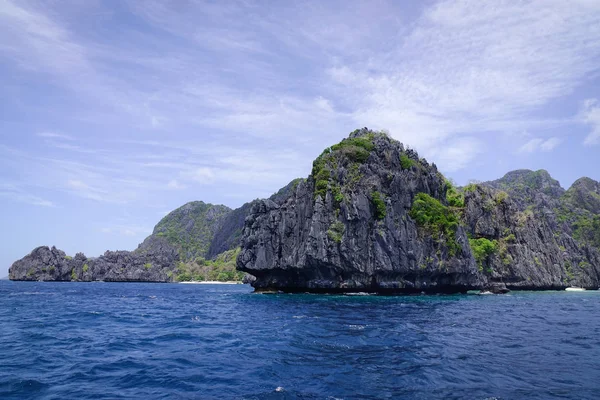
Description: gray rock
9,240,179,282
237,129,600,293
8,181,301,283
238,130,485,293
463,184,600,290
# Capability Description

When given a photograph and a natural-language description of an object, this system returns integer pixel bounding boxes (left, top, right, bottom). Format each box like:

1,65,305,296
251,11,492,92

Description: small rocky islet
10,128,600,294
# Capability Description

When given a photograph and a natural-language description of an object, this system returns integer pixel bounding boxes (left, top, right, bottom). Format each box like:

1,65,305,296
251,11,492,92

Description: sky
1,0,600,277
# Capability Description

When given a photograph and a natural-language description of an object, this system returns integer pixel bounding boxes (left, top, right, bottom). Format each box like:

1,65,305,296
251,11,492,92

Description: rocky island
10,129,600,294
8,182,298,284
237,129,600,293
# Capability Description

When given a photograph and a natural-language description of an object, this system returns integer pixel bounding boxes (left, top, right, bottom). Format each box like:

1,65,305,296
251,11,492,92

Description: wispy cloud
580,98,600,145
428,137,483,172
0,183,54,207
540,137,562,152
66,179,111,202
0,0,599,209
518,137,562,153
325,0,600,168
100,225,152,237
167,180,186,190
37,132,74,140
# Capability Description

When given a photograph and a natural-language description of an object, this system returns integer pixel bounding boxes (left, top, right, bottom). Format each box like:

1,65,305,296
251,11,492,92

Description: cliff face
238,129,484,292
463,184,600,289
205,180,301,258
237,129,600,292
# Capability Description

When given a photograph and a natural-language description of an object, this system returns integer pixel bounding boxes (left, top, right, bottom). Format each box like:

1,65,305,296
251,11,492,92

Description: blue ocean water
1,282,599,399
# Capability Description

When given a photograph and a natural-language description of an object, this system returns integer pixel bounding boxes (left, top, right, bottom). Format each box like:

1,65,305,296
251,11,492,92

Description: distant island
8,182,297,285
10,128,600,294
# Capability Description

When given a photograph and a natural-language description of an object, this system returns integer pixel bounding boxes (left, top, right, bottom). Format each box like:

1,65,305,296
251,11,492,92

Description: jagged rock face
147,201,232,262
238,129,600,293
485,169,565,211
9,239,179,282
480,171,600,288
238,129,485,293
463,185,600,289
207,202,254,258
563,177,600,215
206,179,304,258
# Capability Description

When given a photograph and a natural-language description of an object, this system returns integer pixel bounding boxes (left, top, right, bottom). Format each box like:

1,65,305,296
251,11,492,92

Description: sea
1,281,599,399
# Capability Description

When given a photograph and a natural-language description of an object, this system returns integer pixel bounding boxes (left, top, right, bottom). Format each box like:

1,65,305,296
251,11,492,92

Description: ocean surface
1,282,600,399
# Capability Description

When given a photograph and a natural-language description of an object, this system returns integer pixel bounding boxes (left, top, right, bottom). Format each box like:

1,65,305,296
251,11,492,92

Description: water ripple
1,282,600,399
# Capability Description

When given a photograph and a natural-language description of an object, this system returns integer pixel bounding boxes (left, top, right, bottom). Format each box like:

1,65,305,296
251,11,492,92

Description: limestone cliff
237,129,600,292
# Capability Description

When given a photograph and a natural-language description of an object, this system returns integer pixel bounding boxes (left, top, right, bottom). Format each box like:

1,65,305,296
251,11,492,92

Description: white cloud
580,98,600,145
37,132,74,140
167,180,186,190
427,136,483,172
0,183,54,207
314,96,334,113
518,139,544,153
518,137,562,153
66,179,112,202
184,167,216,184
1,0,599,208
540,137,562,151
100,225,151,237
67,179,87,189
326,0,600,166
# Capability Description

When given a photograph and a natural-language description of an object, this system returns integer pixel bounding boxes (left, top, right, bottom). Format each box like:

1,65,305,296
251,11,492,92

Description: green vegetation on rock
469,238,498,271
311,133,380,201
371,191,386,220
494,191,509,205
565,261,574,281
144,262,152,270
327,220,345,243
410,193,460,254
83,263,89,273
400,154,415,170
554,179,600,250
152,201,231,261
572,214,600,249
445,180,465,208
464,183,478,193
175,248,245,282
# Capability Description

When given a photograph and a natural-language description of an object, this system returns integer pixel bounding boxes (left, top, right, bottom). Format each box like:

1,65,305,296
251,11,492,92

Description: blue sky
1,0,600,277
